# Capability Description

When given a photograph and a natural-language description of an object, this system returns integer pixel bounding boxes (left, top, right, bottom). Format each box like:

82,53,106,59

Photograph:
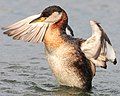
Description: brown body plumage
44,31,93,90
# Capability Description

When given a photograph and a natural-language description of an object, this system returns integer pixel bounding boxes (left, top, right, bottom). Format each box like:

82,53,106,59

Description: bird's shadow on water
26,84,92,96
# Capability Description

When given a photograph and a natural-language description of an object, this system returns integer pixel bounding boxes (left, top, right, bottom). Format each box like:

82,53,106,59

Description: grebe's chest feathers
44,39,93,90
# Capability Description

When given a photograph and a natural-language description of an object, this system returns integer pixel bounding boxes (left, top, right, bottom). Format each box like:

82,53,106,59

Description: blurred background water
0,0,120,96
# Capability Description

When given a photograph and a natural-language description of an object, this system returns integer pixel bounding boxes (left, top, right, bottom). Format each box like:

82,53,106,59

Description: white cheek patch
45,12,62,23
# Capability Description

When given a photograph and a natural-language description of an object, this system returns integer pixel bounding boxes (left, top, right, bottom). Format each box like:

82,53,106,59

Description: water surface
0,0,120,96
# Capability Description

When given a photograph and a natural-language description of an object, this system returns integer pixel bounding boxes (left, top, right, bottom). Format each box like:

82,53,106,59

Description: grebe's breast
44,40,92,89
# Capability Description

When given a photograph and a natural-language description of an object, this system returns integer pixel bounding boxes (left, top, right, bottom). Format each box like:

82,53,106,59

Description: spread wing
81,20,117,69
2,14,72,43
2,14,50,43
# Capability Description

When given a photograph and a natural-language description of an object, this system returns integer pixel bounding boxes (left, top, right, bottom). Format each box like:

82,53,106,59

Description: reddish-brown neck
43,11,68,52
52,10,68,31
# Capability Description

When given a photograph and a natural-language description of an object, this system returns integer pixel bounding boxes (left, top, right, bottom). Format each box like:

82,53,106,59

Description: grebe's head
40,5,63,18
30,5,68,27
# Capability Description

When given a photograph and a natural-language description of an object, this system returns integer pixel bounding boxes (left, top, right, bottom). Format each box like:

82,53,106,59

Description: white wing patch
66,25,74,36
81,21,102,59
81,20,117,69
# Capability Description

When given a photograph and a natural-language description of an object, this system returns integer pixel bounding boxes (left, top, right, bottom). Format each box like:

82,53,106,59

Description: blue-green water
0,0,120,96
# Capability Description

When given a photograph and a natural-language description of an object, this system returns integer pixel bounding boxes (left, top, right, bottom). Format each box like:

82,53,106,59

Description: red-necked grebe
2,5,117,90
